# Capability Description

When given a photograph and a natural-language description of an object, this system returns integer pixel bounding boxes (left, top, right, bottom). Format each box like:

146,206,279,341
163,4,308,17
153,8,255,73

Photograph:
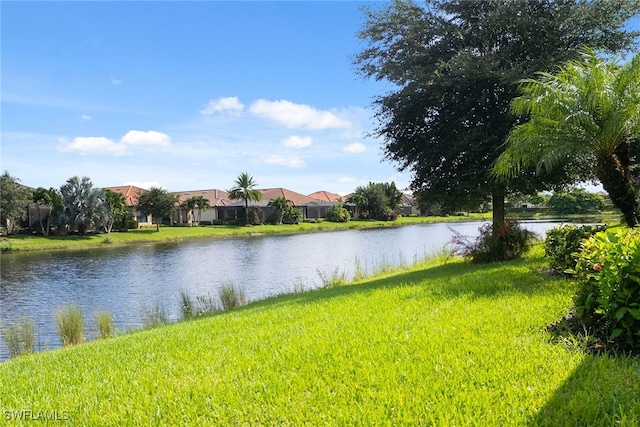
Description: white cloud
59,130,171,156
60,136,127,156
264,154,306,168
111,78,123,86
120,130,171,147
81,114,92,121
282,135,312,148
200,97,244,116
342,142,366,153
250,99,351,129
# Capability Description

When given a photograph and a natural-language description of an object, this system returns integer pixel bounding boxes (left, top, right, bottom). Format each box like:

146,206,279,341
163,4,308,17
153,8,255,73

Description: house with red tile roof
221,187,340,223
104,185,152,225
172,189,230,225
308,190,343,203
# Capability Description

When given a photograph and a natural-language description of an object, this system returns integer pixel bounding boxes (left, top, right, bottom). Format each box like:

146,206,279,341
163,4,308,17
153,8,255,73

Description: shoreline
0,211,618,254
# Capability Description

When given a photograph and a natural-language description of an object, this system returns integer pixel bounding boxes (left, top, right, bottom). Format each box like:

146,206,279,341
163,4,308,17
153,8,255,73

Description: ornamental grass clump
140,301,168,329
56,305,85,346
218,282,246,311
94,310,114,339
1,317,35,358
571,229,640,353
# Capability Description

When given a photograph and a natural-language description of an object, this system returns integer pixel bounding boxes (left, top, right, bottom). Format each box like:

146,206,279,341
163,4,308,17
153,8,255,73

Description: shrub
451,220,537,263
95,310,115,339
282,206,302,224
379,207,398,221
544,224,607,273
572,229,640,352
326,203,350,222
1,317,35,358
56,305,85,346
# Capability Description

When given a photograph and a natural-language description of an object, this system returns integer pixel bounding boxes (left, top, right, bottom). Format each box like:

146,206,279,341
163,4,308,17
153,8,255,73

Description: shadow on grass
252,255,562,312
529,355,640,425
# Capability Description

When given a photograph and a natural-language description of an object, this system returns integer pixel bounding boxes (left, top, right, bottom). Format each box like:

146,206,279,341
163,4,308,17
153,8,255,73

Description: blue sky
2,2,639,196
2,1,397,196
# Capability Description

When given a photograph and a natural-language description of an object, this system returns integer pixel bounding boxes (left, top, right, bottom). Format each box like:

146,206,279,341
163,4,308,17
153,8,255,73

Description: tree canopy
0,171,32,234
355,0,640,228
494,49,640,226
137,187,178,231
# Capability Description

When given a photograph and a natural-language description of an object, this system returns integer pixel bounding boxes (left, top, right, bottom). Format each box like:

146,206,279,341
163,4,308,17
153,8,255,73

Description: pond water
0,221,562,360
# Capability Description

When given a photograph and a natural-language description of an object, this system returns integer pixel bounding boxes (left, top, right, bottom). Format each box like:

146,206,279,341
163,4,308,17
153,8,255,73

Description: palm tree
346,193,368,220
32,187,62,236
494,48,640,227
192,196,211,225
59,176,107,234
183,195,211,226
181,198,197,226
267,197,291,225
227,172,263,225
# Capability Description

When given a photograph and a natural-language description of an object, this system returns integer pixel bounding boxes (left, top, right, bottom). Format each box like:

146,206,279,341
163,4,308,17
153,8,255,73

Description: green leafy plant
56,305,85,346
326,203,350,222
544,224,607,273
572,229,640,352
450,221,537,263
1,317,35,358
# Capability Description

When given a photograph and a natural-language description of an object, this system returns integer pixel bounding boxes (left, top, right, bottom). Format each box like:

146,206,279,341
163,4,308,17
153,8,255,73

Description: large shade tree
227,172,263,225
0,171,32,234
137,187,178,232
495,49,640,227
355,0,639,231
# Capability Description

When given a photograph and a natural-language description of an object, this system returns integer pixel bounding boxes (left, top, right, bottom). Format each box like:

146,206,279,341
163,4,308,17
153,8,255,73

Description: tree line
0,174,212,235
0,170,411,235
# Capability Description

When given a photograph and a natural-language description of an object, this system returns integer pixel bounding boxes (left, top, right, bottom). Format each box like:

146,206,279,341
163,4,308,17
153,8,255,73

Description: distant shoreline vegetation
0,211,622,254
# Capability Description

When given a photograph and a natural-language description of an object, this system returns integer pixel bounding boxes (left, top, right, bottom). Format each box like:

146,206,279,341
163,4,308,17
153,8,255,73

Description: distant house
399,193,420,216
172,189,230,225
104,185,152,226
306,190,344,219
308,190,343,203
220,187,331,222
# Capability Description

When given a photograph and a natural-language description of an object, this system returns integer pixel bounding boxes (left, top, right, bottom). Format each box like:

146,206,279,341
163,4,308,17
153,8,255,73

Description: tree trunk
492,190,506,233
596,154,639,227
36,206,46,236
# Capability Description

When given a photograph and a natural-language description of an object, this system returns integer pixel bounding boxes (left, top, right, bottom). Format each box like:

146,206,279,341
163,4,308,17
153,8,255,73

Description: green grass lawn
1,247,639,425
0,214,490,253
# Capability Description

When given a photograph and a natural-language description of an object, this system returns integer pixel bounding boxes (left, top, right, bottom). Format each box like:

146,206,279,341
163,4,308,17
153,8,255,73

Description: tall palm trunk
492,190,506,233
596,152,639,227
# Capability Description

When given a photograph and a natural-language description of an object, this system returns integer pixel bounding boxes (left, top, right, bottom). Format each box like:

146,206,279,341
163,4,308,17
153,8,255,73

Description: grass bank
0,214,490,253
1,247,638,425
